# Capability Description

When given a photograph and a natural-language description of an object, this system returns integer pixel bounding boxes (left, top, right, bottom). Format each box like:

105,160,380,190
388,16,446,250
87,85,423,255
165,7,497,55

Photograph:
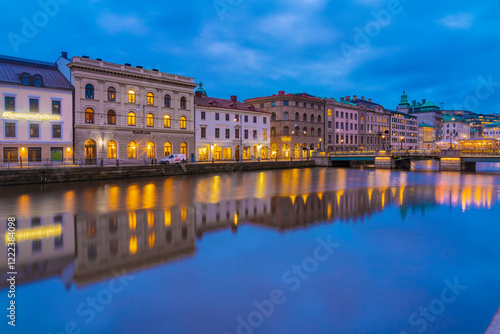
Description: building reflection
1,182,497,288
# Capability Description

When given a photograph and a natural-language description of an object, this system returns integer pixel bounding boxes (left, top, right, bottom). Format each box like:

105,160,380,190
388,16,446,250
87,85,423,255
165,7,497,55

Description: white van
159,154,187,164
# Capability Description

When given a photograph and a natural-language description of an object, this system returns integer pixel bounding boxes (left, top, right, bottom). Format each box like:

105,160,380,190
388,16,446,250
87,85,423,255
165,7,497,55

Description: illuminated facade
245,91,326,159
418,123,435,149
390,110,418,149
483,122,500,141
397,92,443,141
0,55,73,164
68,56,198,164
443,114,470,141
350,96,391,151
324,97,361,152
194,85,271,161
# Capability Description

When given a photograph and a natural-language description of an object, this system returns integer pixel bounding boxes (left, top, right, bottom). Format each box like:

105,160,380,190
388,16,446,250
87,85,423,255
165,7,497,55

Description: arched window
294,126,300,136
310,144,315,150
164,94,171,107
311,114,315,122
271,143,277,158
180,142,187,155
85,139,96,160
85,84,94,99
295,112,299,121
318,128,322,137
164,115,171,128
310,128,315,136
108,141,117,159
294,143,300,158
33,75,42,87
146,113,154,127
271,113,276,121
128,89,136,104
164,142,172,157
107,87,116,101
107,110,116,125
21,73,30,86
147,142,155,158
128,112,136,126
303,113,307,122
128,141,137,159
147,92,154,105
85,108,94,124
318,115,322,123
180,97,187,109
283,112,289,120
328,109,332,116
180,116,187,129
282,144,290,158
271,127,276,136
283,126,289,136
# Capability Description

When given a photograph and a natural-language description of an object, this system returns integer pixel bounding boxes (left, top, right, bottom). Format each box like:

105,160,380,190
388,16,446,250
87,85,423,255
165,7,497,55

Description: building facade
483,122,500,141
68,56,198,164
418,123,435,149
443,114,470,141
0,55,73,164
351,96,391,151
245,91,325,159
194,84,271,161
390,110,418,149
397,91,443,141
324,97,360,152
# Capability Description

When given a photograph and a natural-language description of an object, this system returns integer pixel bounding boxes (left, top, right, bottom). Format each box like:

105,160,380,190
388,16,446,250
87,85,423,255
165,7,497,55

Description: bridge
313,149,500,171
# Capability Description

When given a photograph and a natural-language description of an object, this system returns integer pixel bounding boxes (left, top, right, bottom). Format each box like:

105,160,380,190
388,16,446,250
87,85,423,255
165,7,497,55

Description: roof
245,91,324,102
442,114,467,123
413,100,440,109
195,95,271,114
419,123,435,128
351,98,381,108
389,109,417,118
0,55,73,90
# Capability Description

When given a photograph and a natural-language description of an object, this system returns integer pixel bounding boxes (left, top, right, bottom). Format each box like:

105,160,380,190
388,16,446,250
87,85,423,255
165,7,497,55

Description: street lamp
137,104,146,164
234,115,243,162
400,136,404,150
341,138,344,152
381,134,386,150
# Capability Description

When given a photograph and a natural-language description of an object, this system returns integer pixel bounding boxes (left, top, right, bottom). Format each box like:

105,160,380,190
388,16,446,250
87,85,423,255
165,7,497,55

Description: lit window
52,100,61,114
147,113,154,127
147,92,154,105
107,110,116,125
128,112,136,126
85,108,94,123
147,142,155,158
164,115,171,128
128,141,137,159
107,87,116,101
180,116,187,129
108,141,117,159
164,142,172,157
180,142,187,155
5,96,15,111
128,89,136,104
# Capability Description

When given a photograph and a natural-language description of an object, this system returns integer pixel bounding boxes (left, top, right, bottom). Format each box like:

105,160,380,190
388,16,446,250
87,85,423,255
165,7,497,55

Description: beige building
418,123,435,149
245,91,325,159
68,56,198,164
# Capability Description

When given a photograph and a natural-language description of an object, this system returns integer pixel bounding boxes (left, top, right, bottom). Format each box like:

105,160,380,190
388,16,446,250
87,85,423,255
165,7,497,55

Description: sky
1,0,499,113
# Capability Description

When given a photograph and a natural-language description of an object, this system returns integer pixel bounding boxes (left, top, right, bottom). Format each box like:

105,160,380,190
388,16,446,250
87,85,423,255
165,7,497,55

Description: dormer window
209,100,217,106
21,73,30,86
34,75,42,87
229,103,237,108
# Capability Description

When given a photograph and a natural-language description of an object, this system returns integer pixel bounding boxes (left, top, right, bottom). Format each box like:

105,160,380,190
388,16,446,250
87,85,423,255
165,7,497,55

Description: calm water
1,168,500,334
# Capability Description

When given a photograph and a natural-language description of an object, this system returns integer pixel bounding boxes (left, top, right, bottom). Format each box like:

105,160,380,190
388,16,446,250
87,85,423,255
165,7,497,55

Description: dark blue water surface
1,167,499,334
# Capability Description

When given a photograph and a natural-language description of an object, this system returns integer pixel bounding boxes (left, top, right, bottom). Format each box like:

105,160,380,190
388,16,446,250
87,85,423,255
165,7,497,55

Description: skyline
1,0,500,113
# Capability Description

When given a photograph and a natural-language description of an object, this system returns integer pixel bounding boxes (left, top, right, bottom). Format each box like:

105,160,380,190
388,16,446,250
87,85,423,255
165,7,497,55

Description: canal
1,167,500,333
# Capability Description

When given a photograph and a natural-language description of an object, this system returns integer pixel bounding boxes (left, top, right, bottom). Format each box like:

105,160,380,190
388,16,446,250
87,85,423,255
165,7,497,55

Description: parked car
159,154,187,164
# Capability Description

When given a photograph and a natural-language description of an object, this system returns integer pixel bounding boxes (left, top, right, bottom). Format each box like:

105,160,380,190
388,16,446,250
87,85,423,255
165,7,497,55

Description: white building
443,114,470,141
0,55,73,164
194,83,271,161
483,122,500,141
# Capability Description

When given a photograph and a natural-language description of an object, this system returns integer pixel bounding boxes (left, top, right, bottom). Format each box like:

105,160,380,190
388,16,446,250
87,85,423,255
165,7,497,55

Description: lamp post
235,114,243,162
400,135,404,150
295,120,303,161
137,104,146,164
341,139,344,152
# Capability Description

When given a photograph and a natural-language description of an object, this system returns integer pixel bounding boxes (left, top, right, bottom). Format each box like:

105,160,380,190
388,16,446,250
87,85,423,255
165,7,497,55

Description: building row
1,53,499,164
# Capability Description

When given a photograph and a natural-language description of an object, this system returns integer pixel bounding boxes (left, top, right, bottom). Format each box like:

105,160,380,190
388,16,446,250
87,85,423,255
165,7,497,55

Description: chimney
302,93,307,97
96,58,102,61
230,95,237,102
340,97,345,102
136,65,143,69
368,98,372,102
125,63,131,67
361,96,365,100
195,91,202,98
152,69,159,72
82,55,89,59
422,99,426,103
61,51,68,59
345,96,350,101
353,95,357,100
278,91,285,95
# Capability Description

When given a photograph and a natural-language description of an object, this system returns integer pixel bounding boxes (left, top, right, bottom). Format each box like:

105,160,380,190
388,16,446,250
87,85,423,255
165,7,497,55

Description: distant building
324,96,360,152
443,114,470,141
245,91,325,159
389,109,418,149
350,96,391,151
483,122,500,141
418,123,435,149
194,83,271,161
0,55,73,164
397,91,443,141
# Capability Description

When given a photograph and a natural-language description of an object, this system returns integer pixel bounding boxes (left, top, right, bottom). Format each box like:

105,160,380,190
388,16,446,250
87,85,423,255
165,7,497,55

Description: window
180,116,187,129
263,129,267,140
128,141,137,158
30,123,40,138
5,122,16,138
328,135,332,143
294,126,299,135
225,128,230,139
34,75,42,87
215,128,220,138
108,141,117,159
235,128,240,139
260,103,264,108
147,92,154,105
284,101,289,106
328,121,332,128
295,112,299,121
28,147,41,162
253,116,257,123
283,126,289,136
29,99,39,113
164,94,171,107
271,113,276,121
310,128,315,136
5,97,15,111
52,100,61,114
128,112,136,126
318,115,322,123
147,142,155,158
244,129,248,139
303,113,307,122
311,114,314,122
128,89,136,104
201,111,206,120
180,143,187,155
180,97,187,109
85,108,94,123
271,127,276,136
328,109,332,116
244,115,248,122
107,110,116,125
22,74,30,86
263,117,267,124
271,102,276,107
284,112,289,120
52,124,61,139
107,87,116,101
318,128,322,137
215,113,220,120
164,115,171,128
253,130,257,139
85,84,94,99
164,142,172,157
341,112,344,118
225,113,230,121
201,127,206,138
147,113,154,127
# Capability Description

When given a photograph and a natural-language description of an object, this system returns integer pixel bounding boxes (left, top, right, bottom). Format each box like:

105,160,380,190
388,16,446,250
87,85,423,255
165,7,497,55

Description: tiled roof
195,95,271,114
0,55,72,90
351,99,381,108
245,91,324,102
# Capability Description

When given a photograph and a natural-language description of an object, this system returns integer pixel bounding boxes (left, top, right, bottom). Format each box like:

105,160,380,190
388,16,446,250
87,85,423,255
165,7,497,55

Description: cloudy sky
1,0,499,113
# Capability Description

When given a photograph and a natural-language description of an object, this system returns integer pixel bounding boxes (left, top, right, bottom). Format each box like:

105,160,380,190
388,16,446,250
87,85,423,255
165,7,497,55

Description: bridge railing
391,150,441,157
328,151,376,157
460,149,500,156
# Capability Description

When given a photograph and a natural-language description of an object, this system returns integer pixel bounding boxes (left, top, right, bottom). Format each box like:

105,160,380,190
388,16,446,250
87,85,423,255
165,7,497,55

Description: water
1,168,500,334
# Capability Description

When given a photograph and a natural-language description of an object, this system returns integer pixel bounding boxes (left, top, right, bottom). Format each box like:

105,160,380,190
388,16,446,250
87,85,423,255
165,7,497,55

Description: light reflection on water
0,168,500,334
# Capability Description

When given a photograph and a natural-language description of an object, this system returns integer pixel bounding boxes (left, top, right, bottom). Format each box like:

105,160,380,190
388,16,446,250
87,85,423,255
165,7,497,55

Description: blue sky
1,0,499,113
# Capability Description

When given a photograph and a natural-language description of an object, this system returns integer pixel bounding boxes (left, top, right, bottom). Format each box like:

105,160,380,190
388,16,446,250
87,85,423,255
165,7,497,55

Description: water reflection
1,174,498,289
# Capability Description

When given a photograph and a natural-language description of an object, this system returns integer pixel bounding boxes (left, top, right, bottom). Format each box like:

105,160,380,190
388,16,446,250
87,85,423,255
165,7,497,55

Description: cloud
437,13,474,30
97,13,148,36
